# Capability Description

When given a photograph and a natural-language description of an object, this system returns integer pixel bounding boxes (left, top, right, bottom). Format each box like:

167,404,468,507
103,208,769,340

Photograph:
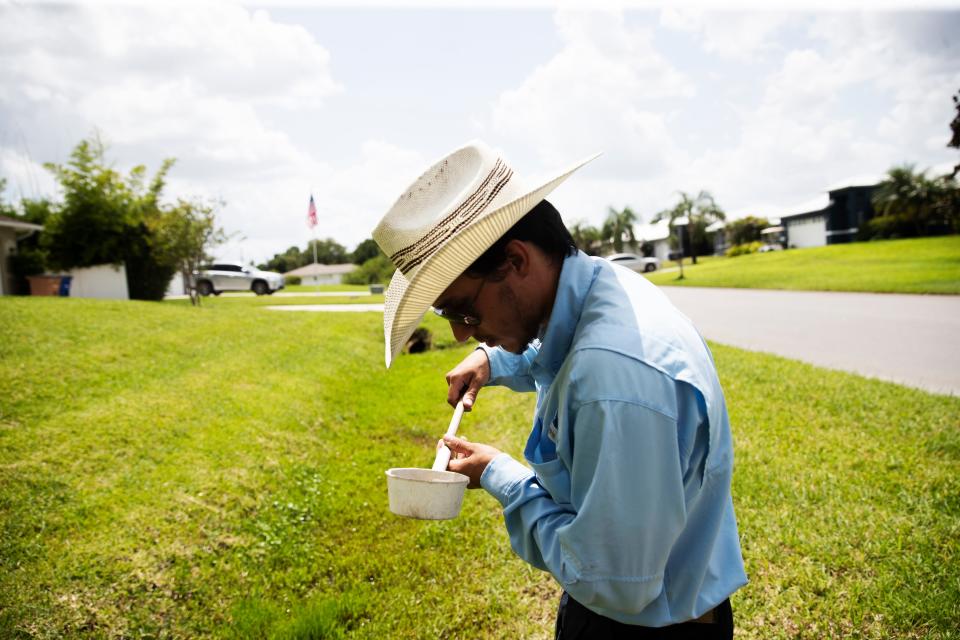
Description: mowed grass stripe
1,300,550,638
644,235,960,294
1,297,958,638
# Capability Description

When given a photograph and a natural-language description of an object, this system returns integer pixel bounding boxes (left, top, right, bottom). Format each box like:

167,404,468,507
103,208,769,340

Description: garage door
786,215,826,248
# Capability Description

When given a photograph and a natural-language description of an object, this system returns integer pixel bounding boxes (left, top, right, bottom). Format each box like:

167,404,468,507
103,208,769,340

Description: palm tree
602,207,639,253
568,221,603,255
652,191,725,264
871,164,940,237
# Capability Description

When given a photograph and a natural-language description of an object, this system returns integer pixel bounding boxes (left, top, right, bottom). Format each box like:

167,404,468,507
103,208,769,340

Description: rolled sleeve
481,343,539,392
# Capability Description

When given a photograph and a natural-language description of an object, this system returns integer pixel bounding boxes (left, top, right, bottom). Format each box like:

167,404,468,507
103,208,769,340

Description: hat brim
382,152,600,367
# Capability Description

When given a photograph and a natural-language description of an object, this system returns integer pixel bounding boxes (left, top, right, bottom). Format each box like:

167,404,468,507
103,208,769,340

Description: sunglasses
431,277,487,326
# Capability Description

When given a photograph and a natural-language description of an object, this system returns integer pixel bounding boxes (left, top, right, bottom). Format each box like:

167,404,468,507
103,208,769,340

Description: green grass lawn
1,297,958,638
165,294,385,308
645,236,960,294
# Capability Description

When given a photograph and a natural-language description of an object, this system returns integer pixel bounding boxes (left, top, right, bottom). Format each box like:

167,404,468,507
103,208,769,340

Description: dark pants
554,593,733,640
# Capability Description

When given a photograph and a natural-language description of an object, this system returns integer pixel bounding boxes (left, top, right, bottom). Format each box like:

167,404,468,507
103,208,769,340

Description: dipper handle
431,400,465,471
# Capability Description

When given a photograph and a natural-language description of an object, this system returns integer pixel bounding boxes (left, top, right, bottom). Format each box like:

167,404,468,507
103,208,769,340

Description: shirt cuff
477,344,513,383
480,453,533,507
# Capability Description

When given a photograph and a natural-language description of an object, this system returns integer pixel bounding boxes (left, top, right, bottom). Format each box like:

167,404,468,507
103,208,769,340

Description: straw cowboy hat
373,141,599,367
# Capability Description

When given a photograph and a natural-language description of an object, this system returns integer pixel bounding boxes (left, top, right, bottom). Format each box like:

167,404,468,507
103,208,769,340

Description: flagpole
307,194,319,265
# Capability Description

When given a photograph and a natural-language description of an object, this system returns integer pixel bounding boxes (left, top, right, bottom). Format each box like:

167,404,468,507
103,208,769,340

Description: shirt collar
532,251,601,380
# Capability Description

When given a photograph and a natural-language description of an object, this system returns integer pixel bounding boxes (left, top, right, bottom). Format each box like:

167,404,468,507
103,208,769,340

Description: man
373,141,747,638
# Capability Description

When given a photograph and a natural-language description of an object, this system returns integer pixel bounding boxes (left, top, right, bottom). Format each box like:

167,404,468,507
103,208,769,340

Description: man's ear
503,239,530,276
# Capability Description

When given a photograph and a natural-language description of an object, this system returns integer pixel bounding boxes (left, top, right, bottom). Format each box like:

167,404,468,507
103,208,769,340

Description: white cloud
490,9,693,181
659,9,790,61
202,139,428,263
0,2,344,262
670,12,959,220
3,5,957,264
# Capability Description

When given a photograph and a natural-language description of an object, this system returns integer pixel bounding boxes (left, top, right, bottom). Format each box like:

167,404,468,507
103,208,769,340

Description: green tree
343,253,396,285
150,198,226,305
42,137,149,271
652,191,725,264
42,135,224,300
870,165,946,238
0,178,12,218
308,237,349,264
351,238,381,264
568,221,602,255
601,207,639,253
260,245,306,273
726,216,770,246
949,87,959,178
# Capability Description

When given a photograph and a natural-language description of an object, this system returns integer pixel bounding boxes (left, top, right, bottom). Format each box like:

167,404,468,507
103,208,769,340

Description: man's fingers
443,435,473,455
447,377,482,410
454,435,469,459
446,377,466,408
462,379,486,411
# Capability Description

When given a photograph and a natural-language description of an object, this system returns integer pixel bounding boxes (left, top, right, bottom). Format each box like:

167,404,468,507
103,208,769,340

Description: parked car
192,263,285,296
605,252,661,273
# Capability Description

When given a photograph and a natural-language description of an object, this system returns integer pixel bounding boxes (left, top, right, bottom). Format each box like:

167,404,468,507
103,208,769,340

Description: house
634,221,672,262
705,219,729,255
286,262,357,285
760,223,786,247
0,215,44,295
779,179,879,249
1,215,129,298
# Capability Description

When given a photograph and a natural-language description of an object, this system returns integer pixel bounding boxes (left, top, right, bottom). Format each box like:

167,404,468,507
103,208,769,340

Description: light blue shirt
479,250,748,626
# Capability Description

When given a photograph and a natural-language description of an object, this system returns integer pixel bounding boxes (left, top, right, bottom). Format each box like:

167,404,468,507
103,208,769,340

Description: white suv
193,263,285,296
605,252,661,273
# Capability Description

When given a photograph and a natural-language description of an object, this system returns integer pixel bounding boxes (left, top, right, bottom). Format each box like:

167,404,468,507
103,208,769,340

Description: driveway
660,287,960,396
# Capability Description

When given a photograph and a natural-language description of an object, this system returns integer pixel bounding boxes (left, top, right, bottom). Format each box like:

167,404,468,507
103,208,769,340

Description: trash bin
59,276,73,297
27,275,62,296
369,284,385,294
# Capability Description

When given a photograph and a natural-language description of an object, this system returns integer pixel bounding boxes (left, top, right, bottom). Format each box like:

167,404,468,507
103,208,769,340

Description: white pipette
431,400,465,472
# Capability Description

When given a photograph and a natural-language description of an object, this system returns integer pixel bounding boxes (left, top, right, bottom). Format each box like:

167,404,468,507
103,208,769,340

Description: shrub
8,247,48,295
284,274,302,286
864,214,914,240
726,241,763,257
343,254,395,285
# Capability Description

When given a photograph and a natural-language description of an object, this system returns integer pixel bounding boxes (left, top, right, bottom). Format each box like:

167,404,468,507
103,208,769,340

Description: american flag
306,195,318,229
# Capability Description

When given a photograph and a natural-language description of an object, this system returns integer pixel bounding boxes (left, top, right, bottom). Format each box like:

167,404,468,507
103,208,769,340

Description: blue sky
1,3,958,264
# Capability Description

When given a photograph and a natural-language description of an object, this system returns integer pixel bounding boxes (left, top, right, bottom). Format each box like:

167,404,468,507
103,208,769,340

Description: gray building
781,182,878,248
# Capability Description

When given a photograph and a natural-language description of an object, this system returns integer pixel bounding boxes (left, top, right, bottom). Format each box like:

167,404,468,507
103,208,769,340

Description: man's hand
441,436,501,489
445,348,490,411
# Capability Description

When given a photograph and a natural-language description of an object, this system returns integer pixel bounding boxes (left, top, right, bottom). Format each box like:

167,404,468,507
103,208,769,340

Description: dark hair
465,199,576,278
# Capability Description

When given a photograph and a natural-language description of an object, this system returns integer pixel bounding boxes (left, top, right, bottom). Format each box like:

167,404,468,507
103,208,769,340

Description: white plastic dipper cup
385,400,470,520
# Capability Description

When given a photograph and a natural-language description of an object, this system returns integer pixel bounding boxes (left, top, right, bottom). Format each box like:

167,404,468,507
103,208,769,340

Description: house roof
0,214,44,232
635,221,670,242
826,174,883,192
777,193,832,220
286,262,356,276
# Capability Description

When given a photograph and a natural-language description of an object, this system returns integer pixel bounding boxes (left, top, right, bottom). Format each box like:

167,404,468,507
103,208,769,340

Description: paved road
661,287,960,396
